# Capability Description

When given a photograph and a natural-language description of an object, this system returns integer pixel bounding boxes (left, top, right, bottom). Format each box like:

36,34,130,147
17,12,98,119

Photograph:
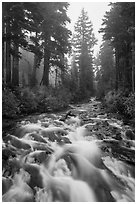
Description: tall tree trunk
41,47,50,86
12,44,19,86
125,44,132,91
60,55,66,86
2,19,5,82
31,32,38,87
55,68,58,87
5,20,11,86
132,65,135,92
31,54,38,87
115,48,119,91
131,42,135,92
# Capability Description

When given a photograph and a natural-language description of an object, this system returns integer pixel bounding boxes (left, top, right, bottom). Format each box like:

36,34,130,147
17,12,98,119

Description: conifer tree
38,2,71,86
72,8,97,97
95,40,115,97
71,53,79,91
100,2,135,92
72,8,97,64
3,2,71,88
2,2,41,86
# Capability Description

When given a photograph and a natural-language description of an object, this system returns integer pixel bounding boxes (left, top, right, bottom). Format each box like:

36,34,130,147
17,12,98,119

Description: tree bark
55,68,58,87
2,19,5,82
115,48,119,91
12,44,19,86
125,44,132,91
31,32,39,87
131,42,135,92
5,20,11,85
41,47,50,87
31,54,38,87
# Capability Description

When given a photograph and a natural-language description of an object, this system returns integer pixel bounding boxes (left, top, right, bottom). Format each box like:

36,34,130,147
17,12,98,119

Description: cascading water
2,98,135,202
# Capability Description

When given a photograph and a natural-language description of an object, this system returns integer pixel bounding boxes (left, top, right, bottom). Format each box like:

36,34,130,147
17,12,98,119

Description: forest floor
2,97,135,202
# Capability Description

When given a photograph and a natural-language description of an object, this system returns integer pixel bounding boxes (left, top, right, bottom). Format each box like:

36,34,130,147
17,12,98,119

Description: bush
124,93,135,119
18,87,38,114
54,88,72,107
38,87,72,112
3,86,72,117
2,89,20,118
104,90,135,119
38,95,58,112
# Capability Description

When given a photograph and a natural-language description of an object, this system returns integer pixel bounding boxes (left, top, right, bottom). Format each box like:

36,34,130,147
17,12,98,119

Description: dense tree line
3,3,97,120
2,2,135,120
95,40,115,98
99,2,135,93
95,2,135,120
2,2,71,87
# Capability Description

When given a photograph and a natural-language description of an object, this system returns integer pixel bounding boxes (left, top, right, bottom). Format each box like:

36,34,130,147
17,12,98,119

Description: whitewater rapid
2,99,135,202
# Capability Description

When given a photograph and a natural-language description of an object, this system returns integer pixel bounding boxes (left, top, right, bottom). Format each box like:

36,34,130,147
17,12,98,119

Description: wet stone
113,132,122,140
125,129,135,140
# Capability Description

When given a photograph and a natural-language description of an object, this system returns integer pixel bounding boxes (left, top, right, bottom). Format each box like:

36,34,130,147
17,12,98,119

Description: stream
2,97,135,202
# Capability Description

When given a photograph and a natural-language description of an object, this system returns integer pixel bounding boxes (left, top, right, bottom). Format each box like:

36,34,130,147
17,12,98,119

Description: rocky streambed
2,98,135,202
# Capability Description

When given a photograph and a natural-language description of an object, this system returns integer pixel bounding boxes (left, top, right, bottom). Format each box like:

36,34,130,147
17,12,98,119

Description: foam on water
65,116,81,126
2,112,135,202
66,126,88,142
103,156,135,201
40,164,97,202
2,169,33,202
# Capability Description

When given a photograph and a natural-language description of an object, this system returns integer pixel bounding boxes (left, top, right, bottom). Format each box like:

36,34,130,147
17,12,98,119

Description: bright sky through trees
67,2,111,56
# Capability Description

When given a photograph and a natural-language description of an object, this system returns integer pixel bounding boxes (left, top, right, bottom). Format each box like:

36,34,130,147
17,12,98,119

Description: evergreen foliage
2,2,71,87
95,40,115,98
79,42,94,96
70,53,79,92
99,2,135,92
71,8,97,99
72,8,97,64
38,2,71,86
98,2,135,120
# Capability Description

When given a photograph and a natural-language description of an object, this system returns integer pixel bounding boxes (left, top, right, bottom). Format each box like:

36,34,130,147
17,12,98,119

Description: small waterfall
40,164,97,202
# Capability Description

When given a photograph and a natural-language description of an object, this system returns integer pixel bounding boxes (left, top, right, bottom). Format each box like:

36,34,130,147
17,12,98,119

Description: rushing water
2,98,135,202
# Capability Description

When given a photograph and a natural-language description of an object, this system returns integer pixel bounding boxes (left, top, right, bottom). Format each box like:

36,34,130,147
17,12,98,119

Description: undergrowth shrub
104,90,135,119
2,89,20,118
19,87,38,114
54,88,72,107
124,93,135,119
38,87,71,112
3,86,72,118
38,95,58,112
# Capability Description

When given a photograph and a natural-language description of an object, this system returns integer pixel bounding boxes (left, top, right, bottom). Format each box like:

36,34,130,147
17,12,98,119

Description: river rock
2,177,13,195
27,132,48,144
113,132,122,140
15,124,43,138
58,136,71,145
125,129,135,140
2,148,16,161
116,133,122,140
6,134,31,150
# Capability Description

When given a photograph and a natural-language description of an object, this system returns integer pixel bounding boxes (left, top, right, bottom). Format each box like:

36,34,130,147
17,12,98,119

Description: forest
2,2,135,202
2,2,135,120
